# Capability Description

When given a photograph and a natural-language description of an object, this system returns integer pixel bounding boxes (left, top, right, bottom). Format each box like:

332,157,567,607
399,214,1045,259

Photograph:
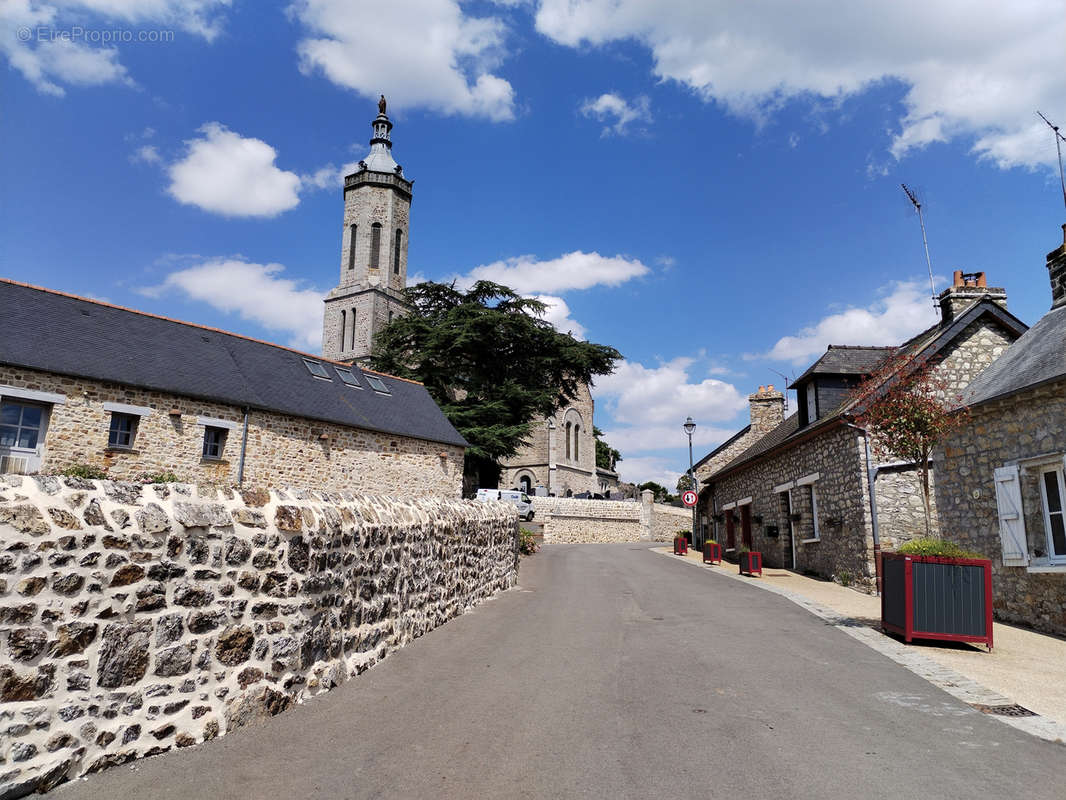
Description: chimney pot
953,270,963,287
976,272,987,288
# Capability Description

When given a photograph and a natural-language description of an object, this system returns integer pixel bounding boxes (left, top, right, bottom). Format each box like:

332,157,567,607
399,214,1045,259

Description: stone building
499,382,615,496
322,99,412,364
0,280,467,495
695,273,1026,588
935,226,1066,635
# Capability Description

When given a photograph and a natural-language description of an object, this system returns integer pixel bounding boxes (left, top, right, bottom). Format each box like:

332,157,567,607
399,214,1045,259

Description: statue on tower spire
378,94,386,115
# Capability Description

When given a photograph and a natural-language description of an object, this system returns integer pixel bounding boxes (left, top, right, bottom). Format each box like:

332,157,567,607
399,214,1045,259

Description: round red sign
681,490,698,507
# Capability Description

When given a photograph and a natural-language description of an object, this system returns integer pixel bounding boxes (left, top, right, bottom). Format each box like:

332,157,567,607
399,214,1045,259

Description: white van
475,488,535,521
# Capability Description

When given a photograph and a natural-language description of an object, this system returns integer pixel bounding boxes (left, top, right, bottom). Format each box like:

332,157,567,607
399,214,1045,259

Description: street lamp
683,417,697,546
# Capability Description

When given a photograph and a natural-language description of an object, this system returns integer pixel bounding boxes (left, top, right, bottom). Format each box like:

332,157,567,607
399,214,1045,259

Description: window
574,424,580,461
107,413,138,449
348,224,357,270
805,485,821,541
303,358,331,379
370,223,382,269
340,310,347,352
724,508,736,549
393,229,403,274
335,367,363,388
202,427,227,460
740,504,753,549
365,374,390,394
564,422,571,460
1040,466,1066,564
0,402,43,450
351,308,358,350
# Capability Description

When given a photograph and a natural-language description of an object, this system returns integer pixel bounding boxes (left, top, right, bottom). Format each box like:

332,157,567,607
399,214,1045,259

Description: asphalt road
56,544,1062,800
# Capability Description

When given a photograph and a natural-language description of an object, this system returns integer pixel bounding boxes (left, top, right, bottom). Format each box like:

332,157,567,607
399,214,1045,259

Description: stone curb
652,547,1066,746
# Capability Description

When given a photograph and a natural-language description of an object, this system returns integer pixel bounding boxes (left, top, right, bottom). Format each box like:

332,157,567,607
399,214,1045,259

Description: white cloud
756,279,939,366
299,160,359,191
611,455,684,491
290,0,516,121
1,0,230,95
580,92,649,136
534,0,1066,170
461,250,649,294
530,294,584,338
130,143,160,163
138,258,323,350
167,123,302,217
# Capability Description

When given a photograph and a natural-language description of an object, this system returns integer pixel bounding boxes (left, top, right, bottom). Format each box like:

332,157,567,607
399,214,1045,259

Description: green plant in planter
676,530,691,538
704,539,717,545
897,537,983,559
60,464,108,480
518,527,539,556
738,545,750,554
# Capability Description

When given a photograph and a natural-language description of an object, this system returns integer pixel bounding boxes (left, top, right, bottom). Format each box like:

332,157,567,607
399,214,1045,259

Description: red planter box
881,553,993,650
739,551,762,576
673,537,688,555
703,542,722,564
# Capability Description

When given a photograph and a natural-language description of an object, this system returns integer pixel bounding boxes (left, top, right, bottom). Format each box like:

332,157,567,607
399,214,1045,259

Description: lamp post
683,416,697,547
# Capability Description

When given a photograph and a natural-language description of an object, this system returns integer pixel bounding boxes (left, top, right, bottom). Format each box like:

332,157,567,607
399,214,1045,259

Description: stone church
323,99,617,496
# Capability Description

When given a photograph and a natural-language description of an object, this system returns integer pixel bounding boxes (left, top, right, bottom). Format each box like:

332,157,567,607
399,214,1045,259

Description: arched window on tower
350,308,357,350
393,230,403,275
370,223,382,269
339,310,347,352
574,424,580,462
565,422,571,460
348,225,357,270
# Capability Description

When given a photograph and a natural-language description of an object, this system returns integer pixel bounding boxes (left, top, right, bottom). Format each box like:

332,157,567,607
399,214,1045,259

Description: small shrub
137,471,181,484
837,570,852,587
704,539,717,545
676,530,690,539
518,527,539,556
897,537,983,559
60,464,108,480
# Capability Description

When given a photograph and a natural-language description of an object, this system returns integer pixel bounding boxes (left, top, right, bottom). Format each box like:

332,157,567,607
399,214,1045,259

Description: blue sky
3,0,1064,488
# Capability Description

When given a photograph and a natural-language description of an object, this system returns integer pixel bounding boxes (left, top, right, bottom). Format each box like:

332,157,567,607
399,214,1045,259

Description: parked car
475,488,535,521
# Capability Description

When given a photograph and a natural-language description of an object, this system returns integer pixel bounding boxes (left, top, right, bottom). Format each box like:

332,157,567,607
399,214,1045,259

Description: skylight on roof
335,367,363,388
365,374,390,394
303,358,331,380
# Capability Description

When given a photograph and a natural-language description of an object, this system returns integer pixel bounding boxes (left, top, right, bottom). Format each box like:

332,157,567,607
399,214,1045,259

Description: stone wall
936,379,1066,636
533,495,691,544
649,503,693,543
0,476,517,797
873,466,939,548
1,366,464,498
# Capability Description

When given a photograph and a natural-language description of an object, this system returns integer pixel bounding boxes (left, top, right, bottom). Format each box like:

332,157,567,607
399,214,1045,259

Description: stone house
935,227,1066,635
499,382,617,496
696,274,1026,588
0,280,467,496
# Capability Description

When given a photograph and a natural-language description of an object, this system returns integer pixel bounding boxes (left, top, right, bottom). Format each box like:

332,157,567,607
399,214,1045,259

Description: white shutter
994,465,1029,566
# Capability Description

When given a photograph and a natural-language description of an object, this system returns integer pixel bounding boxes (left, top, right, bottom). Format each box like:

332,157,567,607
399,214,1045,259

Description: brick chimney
1048,224,1066,309
749,385,785,435
937,270,1007,324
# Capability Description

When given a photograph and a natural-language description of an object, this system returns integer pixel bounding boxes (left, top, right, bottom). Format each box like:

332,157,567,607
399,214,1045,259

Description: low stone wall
0,476,517,797
649,503,693,543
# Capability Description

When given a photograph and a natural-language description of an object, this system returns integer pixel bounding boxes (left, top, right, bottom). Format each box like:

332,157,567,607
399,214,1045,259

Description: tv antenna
1037,111,1066,212
901,183,939,316
768,368,793,412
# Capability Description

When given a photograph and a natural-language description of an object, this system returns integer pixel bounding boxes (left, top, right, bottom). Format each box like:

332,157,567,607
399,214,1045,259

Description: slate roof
0,280,468,448
963,304,1066,406
709,298,1028,480
693,424,751,472
788,345,895,387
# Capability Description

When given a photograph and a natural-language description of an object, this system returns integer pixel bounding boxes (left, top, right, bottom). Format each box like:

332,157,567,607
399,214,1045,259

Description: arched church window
370,223,382,269
393,230,403,274
350,308,357,350
565,422,571,460
574,424,580,462
348,225,357,270
339,310,346,352
519,475,532,494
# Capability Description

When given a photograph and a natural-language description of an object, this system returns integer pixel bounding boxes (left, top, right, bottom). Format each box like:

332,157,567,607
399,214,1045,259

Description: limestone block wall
649,504,693,543
0,476,517,797
874,466,940,548
534,497,640,543
1,366,464,498
936,380,1066,636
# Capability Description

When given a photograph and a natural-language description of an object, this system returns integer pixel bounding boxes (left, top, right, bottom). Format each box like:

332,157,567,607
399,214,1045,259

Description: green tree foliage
638,481,674,503
593,426,622,471
676,474,695,493
850,355,968,537
369,281,621,491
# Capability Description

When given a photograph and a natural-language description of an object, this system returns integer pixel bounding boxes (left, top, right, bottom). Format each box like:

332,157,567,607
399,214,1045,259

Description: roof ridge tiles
0,278,423,387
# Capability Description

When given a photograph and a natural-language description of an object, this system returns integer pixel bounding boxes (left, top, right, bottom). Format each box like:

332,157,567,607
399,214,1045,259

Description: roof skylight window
365,374,390,394
335,367,363,388
303,358,331,380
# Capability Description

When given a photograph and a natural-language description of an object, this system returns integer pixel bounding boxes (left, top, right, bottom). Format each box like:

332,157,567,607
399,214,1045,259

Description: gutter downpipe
237,407,250,488
847,422,882,596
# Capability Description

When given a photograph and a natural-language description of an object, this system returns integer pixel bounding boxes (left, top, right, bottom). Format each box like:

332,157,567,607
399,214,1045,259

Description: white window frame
1038,463,1066,566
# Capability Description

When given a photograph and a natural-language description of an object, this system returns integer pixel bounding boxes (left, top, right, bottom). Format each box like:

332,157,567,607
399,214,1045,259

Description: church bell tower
322,96,413,363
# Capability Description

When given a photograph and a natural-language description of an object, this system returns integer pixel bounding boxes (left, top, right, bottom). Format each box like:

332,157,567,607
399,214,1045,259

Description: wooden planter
673,536,688,555
881,553,993,651
739,551,762,576
703,541,722,565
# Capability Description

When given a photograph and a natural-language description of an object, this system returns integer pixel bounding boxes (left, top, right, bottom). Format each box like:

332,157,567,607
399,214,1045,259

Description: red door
741,505,753,549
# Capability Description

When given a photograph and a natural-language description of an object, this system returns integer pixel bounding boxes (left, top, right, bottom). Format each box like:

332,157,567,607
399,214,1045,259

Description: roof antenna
1036,111,1066,212
901,183,939,317
768,368,792,413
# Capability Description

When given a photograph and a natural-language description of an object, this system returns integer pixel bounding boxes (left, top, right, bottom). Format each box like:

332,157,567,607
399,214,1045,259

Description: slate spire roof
0,279,467,448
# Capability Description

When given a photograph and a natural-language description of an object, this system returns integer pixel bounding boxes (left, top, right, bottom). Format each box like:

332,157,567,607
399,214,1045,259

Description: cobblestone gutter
0,476,518,797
